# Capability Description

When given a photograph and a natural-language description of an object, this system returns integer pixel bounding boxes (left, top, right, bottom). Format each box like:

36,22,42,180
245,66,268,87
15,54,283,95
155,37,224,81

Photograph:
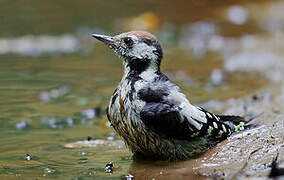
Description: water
0,0,283,179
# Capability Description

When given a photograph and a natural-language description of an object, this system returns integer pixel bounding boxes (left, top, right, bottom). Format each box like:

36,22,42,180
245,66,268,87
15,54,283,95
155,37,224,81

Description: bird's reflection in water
125,143,223,180
127,157,205,180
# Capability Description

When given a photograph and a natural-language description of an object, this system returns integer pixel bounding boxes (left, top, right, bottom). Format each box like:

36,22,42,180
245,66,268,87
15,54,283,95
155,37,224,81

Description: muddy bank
195,91,284,179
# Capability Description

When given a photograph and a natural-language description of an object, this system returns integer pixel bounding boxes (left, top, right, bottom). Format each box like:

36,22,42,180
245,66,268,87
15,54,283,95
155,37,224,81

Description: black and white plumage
92,31,248,161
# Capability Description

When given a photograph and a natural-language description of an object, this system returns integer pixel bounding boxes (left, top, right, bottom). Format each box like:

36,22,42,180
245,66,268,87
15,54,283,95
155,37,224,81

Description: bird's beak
92,34,116,46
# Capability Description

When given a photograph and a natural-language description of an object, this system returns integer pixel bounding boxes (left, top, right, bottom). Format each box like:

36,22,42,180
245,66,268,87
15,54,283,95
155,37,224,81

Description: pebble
104,162,113,173
25,154,31,161
87,135,92,141
125,174,134,180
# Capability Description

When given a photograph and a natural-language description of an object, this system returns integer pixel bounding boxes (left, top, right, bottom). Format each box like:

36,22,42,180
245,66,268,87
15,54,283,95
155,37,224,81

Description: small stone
80,152,87,156
125,174,134,180
43,168,55,174
87,135,92,141
252,94,261,102
104,162,113,173
25,154,31,161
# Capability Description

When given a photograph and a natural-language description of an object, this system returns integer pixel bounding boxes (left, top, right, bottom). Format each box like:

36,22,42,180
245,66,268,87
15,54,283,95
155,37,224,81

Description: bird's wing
138,85,235,140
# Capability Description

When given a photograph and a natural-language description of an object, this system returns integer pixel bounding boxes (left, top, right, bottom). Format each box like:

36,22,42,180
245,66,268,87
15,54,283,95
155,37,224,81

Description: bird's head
92,31,163,73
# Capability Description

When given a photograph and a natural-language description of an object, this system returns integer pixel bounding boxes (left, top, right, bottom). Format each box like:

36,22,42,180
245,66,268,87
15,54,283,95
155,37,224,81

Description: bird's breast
107,78,152,145
108,79,138,125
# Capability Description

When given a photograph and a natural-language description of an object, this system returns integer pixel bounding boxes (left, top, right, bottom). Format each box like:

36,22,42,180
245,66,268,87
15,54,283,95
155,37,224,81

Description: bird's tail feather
217,115,256,131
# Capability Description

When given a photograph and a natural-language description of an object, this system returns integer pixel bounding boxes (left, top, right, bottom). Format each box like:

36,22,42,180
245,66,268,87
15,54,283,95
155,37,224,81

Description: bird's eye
123,37,133,46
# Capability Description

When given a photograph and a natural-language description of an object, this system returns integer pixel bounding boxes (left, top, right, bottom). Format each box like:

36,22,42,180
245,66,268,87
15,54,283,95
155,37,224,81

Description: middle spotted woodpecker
92,31,249,161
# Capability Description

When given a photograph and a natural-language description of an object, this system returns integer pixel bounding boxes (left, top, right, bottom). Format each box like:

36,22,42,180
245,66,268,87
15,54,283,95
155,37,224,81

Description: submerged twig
269,153,284,178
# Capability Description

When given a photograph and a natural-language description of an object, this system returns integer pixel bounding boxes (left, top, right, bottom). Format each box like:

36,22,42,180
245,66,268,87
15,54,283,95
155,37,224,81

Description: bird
92,31,249,161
